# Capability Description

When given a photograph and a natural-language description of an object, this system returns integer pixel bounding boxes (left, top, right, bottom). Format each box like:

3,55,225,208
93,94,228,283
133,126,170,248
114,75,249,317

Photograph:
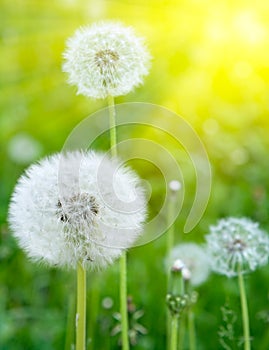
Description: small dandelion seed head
168,243,210,286
62,21,151,99
8,150,147,270
8,133,42,165
206,217,269,277
102,297,114,309
169,180,181,192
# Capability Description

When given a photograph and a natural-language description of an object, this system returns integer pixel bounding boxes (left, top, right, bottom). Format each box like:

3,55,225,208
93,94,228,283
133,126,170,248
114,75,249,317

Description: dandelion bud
168,243,210,286
171,259,184,272
182,267,191,281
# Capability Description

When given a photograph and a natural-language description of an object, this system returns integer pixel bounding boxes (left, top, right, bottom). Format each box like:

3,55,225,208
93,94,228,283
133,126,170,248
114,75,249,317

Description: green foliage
1,0,269,349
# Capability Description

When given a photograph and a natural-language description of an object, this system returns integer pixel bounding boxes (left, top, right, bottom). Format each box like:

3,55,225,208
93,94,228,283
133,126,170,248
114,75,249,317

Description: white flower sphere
8,133,42,164
169,180,181,192
62,21,151,99
169,243,210,286
206,217,269,277
8,151,147,270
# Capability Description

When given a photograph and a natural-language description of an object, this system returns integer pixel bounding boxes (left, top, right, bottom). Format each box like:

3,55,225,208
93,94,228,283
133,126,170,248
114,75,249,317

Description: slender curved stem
238,266,251,350
120,251,129,350
107,95,129,350
76,261,86,350
170,315,178,350
108,95,117,158
178,314,185,350
188,309,196,350
166,196,177,350
166,197,176,257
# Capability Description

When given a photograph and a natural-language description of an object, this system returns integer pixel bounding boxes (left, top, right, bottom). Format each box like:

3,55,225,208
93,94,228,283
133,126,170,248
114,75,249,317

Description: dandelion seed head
102,297,114,309
8,133,42,164
169,243,210,286
206,217,269,277
169,180,181,192
62,21,151,99
8,151,147,270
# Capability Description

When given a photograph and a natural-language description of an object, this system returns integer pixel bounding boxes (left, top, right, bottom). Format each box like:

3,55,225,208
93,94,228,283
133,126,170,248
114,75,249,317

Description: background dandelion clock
8,150,146,270
62,21,151,99
206,217,269,350
206,217,269,278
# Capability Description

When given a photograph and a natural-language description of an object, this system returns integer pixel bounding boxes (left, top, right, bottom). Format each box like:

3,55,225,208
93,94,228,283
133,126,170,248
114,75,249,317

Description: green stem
108,95,117,157
120,252,129,350
178,279,185,350
238,266,251,350
166,196,177,350
178,314,185,350
170,315,178,350
76,261,86,350
107,95,129,350
188,309,196,350
166,197,176,257
167,312,171,350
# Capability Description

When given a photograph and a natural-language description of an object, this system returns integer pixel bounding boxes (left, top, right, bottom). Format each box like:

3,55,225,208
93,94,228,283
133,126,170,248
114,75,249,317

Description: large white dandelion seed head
168,243,210,286
206,217,269,277
8,151,147,270
62,21,151,99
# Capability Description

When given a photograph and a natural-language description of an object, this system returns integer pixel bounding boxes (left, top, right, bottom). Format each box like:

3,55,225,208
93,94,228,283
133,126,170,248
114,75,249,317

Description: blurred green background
1,0,269,349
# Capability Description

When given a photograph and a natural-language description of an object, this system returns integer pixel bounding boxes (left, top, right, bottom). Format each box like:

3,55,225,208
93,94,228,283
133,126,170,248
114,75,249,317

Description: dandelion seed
8,150,147,270
169,243,210,286
62,21,151,99
206,217,269,277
